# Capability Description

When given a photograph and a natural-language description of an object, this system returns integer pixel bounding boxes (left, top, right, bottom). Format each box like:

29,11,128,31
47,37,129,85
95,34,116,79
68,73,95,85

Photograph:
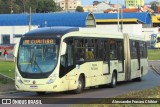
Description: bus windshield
17,38,59,74
150,34,157,45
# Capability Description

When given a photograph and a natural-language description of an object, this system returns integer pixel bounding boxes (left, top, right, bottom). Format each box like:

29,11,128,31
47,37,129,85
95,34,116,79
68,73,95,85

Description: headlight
16,73,23,84
46,74,57,84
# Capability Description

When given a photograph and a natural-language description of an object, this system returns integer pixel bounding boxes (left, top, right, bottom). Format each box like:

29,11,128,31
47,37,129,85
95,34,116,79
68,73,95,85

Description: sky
82,0,156,5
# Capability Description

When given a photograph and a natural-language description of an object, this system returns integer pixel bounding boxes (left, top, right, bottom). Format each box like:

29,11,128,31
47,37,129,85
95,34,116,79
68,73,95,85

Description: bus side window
85,39,95,60
110,40,117,59
130,40,137,58
103,40,108,61
96,39,103,60
117,41,123,61
74,39,84,62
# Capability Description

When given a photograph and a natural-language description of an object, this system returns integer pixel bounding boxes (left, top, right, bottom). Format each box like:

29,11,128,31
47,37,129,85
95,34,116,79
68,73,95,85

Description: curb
148,60,160,62
0,90,20,95
0,73,15,81
150,65,160,76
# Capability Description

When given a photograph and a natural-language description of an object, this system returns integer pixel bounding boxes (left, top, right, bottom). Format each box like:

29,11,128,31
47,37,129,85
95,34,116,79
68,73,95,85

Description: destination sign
23,39,55,45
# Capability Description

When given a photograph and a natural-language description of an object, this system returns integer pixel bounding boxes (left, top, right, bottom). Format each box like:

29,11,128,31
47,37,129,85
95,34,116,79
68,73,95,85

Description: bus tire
73,76,84,94
36,92,45,95
109,72,117,88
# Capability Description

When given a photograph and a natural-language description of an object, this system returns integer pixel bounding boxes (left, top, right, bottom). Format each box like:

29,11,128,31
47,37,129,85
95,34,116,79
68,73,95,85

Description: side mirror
60,42,67,56
13,43,19,57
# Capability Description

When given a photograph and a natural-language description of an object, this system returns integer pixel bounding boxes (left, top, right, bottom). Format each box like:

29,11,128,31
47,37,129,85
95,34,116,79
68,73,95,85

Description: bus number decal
91,64,98,70
23,39,55,45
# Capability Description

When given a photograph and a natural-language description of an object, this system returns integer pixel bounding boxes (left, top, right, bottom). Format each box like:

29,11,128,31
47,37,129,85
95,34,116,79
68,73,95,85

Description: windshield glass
18,38,59,74
150,34,157,44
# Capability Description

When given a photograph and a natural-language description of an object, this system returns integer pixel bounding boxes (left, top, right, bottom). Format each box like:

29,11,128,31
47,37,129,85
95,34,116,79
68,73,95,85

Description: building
96,24,144,38
142,28,159,41
0,13,96,45
82,1,111,12
95,12,152,27
125,0,144,8
0,26,38,45
152,15,160,27
96,2,111,12
82,5,97,12
104,6,154,13
104,8,140,13
58,0,81,11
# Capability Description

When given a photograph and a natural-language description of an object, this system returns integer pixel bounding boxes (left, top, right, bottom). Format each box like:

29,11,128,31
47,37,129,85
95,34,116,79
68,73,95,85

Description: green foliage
0,60,15,79
76,6,84,12
0,0,62,14
148,49,160,60
150,1,160,13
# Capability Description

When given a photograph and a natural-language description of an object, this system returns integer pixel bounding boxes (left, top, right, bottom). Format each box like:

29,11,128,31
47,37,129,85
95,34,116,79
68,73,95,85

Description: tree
76,6,84,12
0,0,62,14
93,1,100,5
150,1,160,13
20,0,28,13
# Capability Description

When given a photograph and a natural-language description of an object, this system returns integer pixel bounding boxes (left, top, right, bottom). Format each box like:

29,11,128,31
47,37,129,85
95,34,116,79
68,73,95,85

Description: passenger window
130,41,137,58
110,40,117,59
74,39,85,61
85,39,95,60
140,42,147,58
103,40,109,61
74,38,95,62
117,41,123,61
96,40,104,60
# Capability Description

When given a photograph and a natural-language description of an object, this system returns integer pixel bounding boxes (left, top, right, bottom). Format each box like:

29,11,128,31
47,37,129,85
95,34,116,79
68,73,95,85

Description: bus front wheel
73,76,84,94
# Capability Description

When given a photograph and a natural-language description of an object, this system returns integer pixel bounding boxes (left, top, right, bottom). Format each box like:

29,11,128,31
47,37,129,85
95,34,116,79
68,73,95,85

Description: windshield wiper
24,53,34,73
33,59,43,73
24,52,43,74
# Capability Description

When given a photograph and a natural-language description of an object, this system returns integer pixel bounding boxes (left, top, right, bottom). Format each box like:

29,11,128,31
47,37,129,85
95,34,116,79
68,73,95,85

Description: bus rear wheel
73,76,84,94
109,72,117,88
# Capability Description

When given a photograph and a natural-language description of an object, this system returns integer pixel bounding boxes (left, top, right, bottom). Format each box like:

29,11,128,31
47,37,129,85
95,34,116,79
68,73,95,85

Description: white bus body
14,27,148,94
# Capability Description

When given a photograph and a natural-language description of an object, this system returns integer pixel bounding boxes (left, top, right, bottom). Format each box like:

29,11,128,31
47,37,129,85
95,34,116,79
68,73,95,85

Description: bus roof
23,27,79,37
23,27,145,41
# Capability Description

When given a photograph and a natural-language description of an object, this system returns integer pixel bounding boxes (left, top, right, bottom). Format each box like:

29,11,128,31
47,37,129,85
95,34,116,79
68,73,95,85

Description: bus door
136,42,140,70
102,40,110,76
117,41,124,73
123,34,131,81
59,39,75,78
59,39,75,89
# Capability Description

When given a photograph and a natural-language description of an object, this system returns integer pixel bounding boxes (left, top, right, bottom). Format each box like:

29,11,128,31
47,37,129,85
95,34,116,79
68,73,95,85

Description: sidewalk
149,61,160,75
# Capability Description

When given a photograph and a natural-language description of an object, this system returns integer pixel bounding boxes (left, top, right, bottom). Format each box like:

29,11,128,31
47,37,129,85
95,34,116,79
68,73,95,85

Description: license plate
30,85,38,89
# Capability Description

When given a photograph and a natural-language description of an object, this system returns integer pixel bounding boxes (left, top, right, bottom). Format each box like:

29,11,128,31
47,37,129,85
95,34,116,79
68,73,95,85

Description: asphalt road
0,65,160,107
0,69,160,97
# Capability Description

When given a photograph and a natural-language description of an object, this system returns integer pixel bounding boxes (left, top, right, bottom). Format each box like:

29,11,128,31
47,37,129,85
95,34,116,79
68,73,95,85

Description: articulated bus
14,27,148,94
